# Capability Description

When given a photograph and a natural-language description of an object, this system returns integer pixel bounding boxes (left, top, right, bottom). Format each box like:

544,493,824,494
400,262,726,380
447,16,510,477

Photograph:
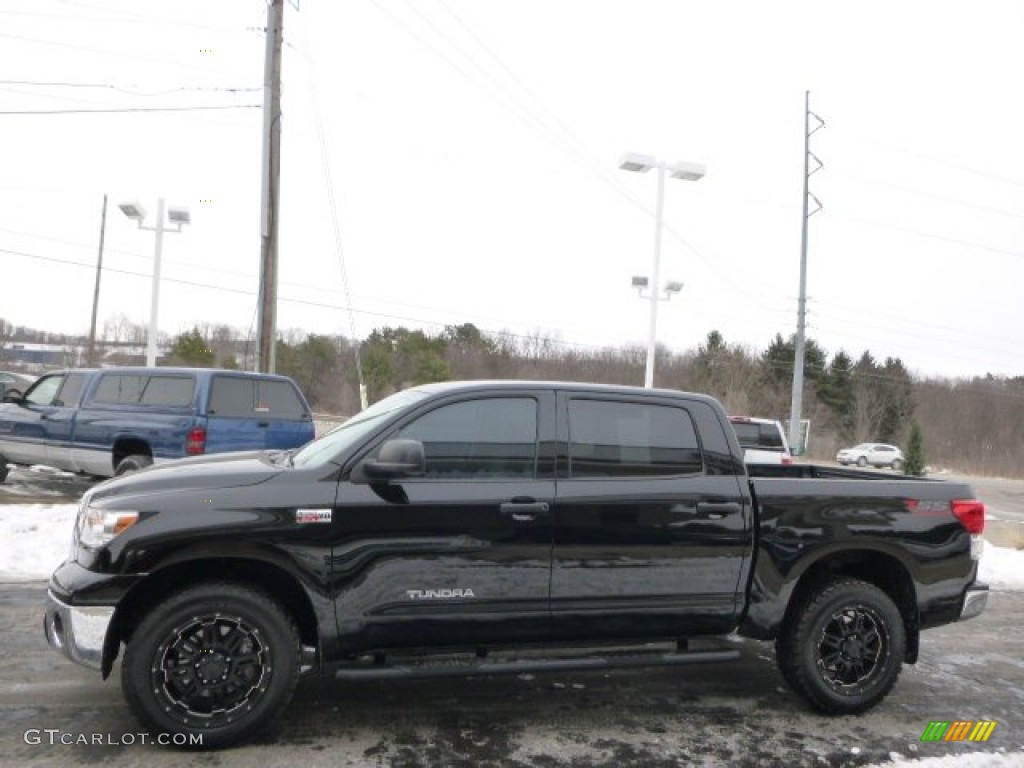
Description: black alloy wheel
122,583,300,749
816,605,888,694
776,578,905,714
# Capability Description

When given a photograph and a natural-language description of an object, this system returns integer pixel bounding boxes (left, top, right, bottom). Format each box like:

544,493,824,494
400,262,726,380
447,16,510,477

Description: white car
836,443,904,470
730,416,793,465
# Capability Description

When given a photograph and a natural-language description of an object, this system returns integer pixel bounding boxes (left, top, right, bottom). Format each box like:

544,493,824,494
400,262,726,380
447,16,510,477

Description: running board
334,648,740,681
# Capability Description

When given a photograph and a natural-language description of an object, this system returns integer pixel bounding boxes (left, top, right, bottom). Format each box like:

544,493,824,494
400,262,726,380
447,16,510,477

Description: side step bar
334,648,740,681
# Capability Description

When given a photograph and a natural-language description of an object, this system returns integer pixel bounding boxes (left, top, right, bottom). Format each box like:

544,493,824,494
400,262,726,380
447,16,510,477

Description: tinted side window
569,399,702,478
208,376,255,418
93,374,146,404
140,375,196,407
396,398,538,478
55,373,88,407
255,380,307,420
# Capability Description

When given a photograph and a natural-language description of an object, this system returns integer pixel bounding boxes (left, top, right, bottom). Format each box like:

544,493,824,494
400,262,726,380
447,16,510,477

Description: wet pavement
2,588,1022,766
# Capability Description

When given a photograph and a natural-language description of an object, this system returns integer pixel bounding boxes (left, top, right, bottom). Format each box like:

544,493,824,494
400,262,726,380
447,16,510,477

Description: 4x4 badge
296,508,332,524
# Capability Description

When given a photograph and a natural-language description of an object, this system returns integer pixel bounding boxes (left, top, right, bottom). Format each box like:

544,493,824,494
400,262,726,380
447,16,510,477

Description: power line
0,79,262,96
830,168,1024,222
831,213,1024,260
0,245,617,354
0,104,261,115
844,132,1024,190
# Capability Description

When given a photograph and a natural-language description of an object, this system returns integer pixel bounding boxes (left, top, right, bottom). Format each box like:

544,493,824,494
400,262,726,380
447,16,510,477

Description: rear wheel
0,455,8,484
121,583,301,749
115,454,152,476
776,578,905,714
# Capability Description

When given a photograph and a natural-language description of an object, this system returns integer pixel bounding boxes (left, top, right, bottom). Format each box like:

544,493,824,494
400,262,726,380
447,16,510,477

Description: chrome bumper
43,590,114,671
959,584,989,622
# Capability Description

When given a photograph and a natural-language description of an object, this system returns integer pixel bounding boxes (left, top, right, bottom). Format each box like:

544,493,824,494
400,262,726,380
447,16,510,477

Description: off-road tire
776,578,905,714
121,582,301,749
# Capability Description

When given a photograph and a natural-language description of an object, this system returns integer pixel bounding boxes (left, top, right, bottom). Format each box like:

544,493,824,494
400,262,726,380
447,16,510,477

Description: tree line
172,322,1024,478
3,316,1021,477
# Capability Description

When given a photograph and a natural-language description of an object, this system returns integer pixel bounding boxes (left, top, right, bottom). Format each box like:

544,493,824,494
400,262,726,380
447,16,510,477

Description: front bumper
959,583,989,622
43,589,114,671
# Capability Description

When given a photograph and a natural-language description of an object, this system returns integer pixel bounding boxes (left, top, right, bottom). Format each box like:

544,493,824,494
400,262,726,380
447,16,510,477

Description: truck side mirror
2,389,23,404
354,438,425,483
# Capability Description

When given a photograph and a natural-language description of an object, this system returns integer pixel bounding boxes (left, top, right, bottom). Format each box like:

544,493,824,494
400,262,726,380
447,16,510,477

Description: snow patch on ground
0,504,77,582
868,752,1024,767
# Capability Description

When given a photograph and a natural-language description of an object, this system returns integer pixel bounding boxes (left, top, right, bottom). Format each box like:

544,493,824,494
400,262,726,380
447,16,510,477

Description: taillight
782,456,793,465
186,427,207,455
952,499,985,534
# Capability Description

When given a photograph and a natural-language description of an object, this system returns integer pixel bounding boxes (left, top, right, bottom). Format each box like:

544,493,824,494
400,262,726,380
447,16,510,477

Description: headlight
76,505,140,549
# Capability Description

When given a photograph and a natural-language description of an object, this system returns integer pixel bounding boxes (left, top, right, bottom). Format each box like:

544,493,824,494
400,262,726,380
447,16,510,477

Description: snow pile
979,541,1024,591
0,504,77,582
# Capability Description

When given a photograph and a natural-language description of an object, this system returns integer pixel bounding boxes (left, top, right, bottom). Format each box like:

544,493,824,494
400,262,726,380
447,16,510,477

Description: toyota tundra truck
43,380,988,748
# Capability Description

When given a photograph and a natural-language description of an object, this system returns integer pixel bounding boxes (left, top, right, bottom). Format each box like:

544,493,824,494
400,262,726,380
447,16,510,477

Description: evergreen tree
170,328,215,366
904,423,926,476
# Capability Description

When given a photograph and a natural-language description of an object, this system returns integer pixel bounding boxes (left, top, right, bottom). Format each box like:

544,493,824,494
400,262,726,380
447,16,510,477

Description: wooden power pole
86,193,108,367
257,0,284,373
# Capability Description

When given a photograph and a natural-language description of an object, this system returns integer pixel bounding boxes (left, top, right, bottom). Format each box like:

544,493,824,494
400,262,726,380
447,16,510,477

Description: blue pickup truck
0,367,314,481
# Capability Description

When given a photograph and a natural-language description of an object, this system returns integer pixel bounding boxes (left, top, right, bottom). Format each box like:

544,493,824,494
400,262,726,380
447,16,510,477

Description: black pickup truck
44,381,988,748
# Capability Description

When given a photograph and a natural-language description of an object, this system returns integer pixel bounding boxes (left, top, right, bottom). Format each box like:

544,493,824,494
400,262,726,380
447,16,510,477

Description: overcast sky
2,0,1022,379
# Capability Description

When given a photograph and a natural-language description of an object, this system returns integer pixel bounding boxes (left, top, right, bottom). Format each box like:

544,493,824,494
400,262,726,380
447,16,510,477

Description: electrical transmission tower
787,90,824,454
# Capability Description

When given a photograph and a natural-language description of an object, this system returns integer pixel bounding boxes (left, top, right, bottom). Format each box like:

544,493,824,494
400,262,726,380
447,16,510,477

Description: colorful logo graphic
920,720,997,742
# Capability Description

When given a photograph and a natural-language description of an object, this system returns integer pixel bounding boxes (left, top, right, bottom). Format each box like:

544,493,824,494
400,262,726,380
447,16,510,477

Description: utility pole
787,91,824,455
86,194,107,367
257,0,284,373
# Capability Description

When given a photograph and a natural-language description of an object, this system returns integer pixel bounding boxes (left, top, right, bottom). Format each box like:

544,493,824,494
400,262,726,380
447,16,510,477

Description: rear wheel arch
780,549,919,661
112,437,152,473
105,557,320,677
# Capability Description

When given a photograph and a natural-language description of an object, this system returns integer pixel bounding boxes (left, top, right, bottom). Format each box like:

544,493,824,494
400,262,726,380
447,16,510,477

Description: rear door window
568,399,703,477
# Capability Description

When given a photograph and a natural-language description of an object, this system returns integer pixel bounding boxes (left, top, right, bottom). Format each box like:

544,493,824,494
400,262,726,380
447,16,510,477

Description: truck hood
88,451,283,501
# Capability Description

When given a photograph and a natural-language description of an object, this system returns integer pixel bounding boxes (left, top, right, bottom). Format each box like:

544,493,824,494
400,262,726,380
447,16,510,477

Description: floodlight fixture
167,207,191,225
118,201,146,221
618,152,657,173
668,162,706,181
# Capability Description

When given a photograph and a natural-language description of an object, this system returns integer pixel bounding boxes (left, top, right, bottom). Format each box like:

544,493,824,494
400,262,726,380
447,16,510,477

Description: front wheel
776,578,905,714
121,583,300,749
891,459,904,471
856,456,868,467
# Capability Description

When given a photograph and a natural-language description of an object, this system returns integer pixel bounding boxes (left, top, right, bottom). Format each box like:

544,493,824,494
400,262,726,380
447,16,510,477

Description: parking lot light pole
119,199,190,367
619,153,705,388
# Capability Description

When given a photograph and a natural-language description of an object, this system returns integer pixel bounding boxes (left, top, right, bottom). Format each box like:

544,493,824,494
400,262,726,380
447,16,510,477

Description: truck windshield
290,389,429,468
